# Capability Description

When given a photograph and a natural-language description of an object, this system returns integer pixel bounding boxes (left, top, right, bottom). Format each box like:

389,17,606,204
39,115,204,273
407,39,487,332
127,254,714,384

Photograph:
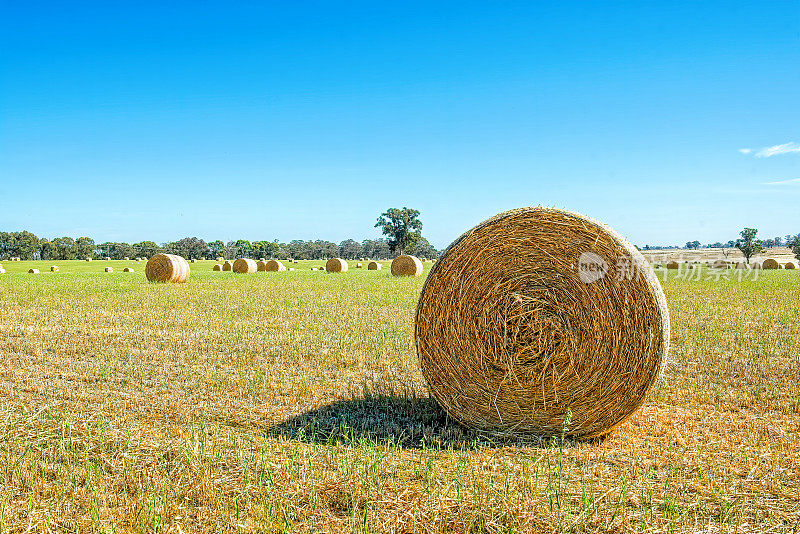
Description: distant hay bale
751,261,763,269
123,257,130,261
367,261,382,270
85,258,92,262
50,265,59,272
356,262,363,268
232,258,257,274
288,268,295,271
0,268,5,274
216,257,224,262
123,267,134,272
666,261,679,269
415,207,670,438
263,259,286,272
105,267,114,272
145,253,190,283
260,257,266,262
782,261,797,270
213,264,222,271
391,255,423,277
735,262,748,269
325,258,349,273
711,259,728,269
190,259,197,263
28,268,40,274
762,258,780,269
222,261,233,271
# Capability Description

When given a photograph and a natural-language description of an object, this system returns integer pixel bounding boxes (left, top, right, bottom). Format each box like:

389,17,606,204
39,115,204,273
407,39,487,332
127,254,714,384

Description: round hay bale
415,207,670,438
123,267,134,272
367,261,383,270
28,268,40,274
212,264,222,271
232,258,257,274
751,261,763,269
0,268,5,274
105,267,113,272
85,258,92,262
325,258,348,273
288,268,295,271
145,253,190,283
260,257,266,262
391,255,423,277
222,261,233,272
105,257,111,261
711,259,728,269
782,261,797,270
190,258,197,263
666,261,679,269
50,265,59,272
356,262,363,268
216,257,224,263
735,262,748,269
264,259,286,272
123,257,130,261
762,258,780,269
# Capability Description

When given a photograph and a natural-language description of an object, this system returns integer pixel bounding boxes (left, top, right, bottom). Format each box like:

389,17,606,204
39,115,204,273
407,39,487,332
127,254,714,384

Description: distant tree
165,237,208,259
736,228,764,264
789,234,800,261
375,207,422,255
361,238,391,259
685,240,701,250
338,239,363,260
207,240,225,259
75,237,96,259
763,238,775,248
52,237,76,260
774,236,783,247
132,240,160,259
725,240,736,248
252,240,281,259
406,236,437,259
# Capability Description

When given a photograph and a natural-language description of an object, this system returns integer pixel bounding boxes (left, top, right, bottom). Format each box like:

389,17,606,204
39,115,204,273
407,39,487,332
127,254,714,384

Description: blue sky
1,1,798,248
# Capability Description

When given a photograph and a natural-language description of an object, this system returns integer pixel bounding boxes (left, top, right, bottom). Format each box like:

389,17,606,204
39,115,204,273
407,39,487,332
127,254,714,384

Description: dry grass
0,260,797,532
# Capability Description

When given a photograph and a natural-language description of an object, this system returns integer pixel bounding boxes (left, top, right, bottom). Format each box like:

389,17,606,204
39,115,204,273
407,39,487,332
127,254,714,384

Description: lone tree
375,207,422,255
736,228,764,264
685,240,701,250
789,233,800,261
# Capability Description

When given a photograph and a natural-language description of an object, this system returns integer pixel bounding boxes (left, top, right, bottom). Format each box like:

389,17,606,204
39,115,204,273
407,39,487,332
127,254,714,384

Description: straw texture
233,258,257,274
414,207,670,439
782,261,797,270
222,261,233,272
391,255,423,277
145,253,190,283
762,258,780,269
666,261,679,269
264,260,286,272
368,261,383,270
325,258,348,273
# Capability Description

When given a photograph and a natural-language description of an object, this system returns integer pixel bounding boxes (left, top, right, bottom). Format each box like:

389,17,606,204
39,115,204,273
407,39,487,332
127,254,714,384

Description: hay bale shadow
266,394,574,450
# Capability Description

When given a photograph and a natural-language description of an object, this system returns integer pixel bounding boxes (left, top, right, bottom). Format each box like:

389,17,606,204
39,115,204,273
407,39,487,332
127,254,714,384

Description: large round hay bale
367,261,382,270
666,261,679,269
711,259,728,269
325,258,348,273
782,261,797,270
391,255,423,277
415,207,670,438
50,265,59,272
762,258,780,269
222,261,233,271
233,258,257,274
212,264,222,271
28,268,40,274
145,253,190,283
105,267,114,272
123,267,134,272
264,259,286,272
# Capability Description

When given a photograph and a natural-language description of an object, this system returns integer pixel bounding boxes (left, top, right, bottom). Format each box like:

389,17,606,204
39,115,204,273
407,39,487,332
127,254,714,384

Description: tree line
0,232,439,261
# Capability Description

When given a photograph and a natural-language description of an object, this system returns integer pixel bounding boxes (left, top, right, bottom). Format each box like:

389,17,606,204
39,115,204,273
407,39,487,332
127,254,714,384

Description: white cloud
738,148,752,154
764,177,800,186
754,142,800,158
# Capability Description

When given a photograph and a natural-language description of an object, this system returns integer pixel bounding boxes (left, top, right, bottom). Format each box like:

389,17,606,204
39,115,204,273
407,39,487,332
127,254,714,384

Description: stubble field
0,260,798,533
